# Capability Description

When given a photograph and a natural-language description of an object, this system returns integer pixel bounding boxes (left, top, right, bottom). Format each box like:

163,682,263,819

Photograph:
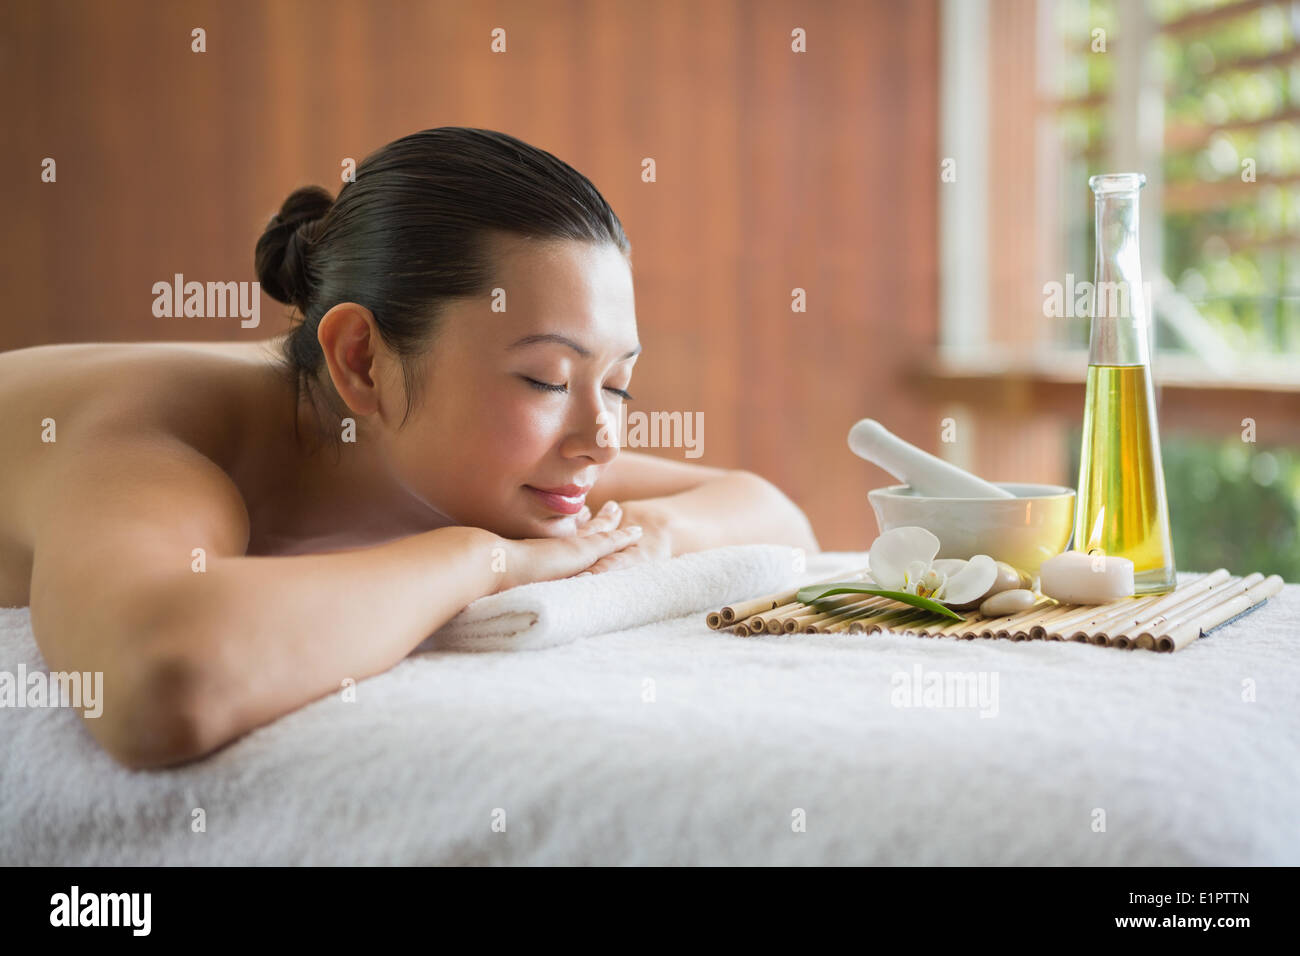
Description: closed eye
522,376,633,401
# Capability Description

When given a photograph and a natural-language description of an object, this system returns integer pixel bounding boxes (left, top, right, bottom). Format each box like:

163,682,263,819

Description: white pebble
979,588,1039,617
984,561,1026,599
1039,550,1134,604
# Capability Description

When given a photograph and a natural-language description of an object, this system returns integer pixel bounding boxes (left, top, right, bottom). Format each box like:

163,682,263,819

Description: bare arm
28,430,637,769
585,452,820,557
152,526,503,764
624,470,820,557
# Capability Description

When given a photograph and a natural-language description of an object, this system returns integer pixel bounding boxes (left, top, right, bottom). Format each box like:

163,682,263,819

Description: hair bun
255,185,335,308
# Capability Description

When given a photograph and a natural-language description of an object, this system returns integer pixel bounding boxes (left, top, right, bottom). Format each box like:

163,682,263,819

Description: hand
573,499,674,575
572,499,625,537
490,523,644,594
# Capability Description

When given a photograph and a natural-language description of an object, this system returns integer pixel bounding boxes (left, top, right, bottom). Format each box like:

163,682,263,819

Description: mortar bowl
867,482,1076,576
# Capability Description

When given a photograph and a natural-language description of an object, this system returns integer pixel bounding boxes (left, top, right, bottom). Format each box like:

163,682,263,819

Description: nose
563,401,621,465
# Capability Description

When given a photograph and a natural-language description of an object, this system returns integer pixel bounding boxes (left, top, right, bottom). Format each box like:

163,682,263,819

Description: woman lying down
0,127,819,770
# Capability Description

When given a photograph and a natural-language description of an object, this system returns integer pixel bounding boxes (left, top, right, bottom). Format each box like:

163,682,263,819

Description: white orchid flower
868,526,998,607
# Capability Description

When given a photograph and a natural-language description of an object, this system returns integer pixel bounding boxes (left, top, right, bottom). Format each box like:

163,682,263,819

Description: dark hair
254,127,632,437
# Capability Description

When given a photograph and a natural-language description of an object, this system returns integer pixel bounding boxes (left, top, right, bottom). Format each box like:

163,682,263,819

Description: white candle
1039,550,1135,604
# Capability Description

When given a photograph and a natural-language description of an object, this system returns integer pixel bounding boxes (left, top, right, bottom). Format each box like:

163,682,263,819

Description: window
1044,0,1299,365
935,0,1300,579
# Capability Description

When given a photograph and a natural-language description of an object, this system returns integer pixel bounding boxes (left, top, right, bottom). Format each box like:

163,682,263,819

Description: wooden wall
977,0,1069,488
0,0,941,552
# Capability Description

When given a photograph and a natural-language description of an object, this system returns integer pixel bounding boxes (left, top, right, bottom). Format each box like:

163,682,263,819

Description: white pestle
848,419,1016,499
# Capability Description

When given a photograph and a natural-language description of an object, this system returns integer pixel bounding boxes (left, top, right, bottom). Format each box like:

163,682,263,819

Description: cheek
437,386,561,474
480,395,560,465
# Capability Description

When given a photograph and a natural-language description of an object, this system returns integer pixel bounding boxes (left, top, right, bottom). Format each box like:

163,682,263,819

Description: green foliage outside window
1053,0,1299,580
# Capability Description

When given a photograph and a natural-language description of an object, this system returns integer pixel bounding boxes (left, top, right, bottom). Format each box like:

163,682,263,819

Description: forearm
625,471,820,557
154,525,500,758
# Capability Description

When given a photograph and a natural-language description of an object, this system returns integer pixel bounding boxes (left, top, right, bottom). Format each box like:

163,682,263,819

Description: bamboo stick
899,604,977,635
1071,572,1250,647
746,599,802,632
787,595,889,631
966,599,1055,639
1045,593,1164,642
909,616,964,636
1158,575,1284,651
843,596,946,633
793,591,886,624
923,611,991,639
1038,597,1151,640
850,605,921,633
719,567,868,623
784,610,824,632
811,597,893,631
1057,593,1171,642
764,595,857,632
996,602,1058,640
868,608,936,634
1027,603,1087,639
1135,572,1264,647
810,597,892,632
1041,569,1231,643
1107,569,1234,642
817,600,897,632
901,610,974,637
780,596,873,633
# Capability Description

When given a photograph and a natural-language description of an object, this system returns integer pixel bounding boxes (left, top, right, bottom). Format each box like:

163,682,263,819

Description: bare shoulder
29,425,253,614
0,340,269,606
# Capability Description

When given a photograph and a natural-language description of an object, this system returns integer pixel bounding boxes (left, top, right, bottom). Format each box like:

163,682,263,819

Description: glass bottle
1075,172,1177,595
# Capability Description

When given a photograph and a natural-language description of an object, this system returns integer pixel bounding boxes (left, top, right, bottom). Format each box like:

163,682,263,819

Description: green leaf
795,583,965,621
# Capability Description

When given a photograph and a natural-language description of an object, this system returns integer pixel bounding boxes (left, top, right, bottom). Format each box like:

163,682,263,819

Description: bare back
0,339,291,607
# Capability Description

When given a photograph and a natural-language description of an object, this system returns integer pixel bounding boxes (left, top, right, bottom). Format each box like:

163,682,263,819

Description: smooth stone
980,588,1039,617
1039,550,1134,604
944,558,1034,610
985,561,1030,597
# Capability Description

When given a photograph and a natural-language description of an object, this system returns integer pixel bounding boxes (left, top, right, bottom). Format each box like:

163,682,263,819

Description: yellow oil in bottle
1075,363,1176,594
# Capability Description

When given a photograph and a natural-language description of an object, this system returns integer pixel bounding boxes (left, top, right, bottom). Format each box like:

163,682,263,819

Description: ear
316,303,397,418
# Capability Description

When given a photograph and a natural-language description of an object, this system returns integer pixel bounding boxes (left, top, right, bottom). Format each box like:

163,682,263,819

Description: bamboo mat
705,567,1285,653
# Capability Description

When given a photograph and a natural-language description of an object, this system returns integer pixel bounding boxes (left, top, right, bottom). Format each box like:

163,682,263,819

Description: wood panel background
0,0,941,552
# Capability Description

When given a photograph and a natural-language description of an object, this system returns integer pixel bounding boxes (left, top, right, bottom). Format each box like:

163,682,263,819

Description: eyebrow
507,333,641,361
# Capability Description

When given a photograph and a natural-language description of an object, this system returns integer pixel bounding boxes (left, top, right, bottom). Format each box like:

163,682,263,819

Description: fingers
583,524,641,561
568,527,639,578
575,500,622,535
581,542,644,576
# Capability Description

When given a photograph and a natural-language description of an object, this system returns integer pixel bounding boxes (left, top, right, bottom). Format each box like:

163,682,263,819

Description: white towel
3,562,1297,865
414,543,817,652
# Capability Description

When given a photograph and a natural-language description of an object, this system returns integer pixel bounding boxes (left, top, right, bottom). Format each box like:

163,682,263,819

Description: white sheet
2,551,1297,865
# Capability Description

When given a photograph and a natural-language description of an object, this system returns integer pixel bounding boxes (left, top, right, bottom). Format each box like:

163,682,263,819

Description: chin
533,514,581,537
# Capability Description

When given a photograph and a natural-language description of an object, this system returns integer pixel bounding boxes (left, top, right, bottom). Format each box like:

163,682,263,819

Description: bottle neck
1088,189,1150,367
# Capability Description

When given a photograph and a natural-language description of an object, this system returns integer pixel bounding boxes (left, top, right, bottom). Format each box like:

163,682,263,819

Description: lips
529,484,591,497
525,483,591,515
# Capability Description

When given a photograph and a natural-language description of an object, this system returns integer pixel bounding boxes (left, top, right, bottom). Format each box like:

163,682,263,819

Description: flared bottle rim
1089,172,1146,194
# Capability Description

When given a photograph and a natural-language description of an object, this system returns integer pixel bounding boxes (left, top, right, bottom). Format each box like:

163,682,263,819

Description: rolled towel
414,543,804,653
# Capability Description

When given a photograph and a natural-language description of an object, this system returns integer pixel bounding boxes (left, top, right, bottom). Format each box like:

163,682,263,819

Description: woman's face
384,236,639,539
